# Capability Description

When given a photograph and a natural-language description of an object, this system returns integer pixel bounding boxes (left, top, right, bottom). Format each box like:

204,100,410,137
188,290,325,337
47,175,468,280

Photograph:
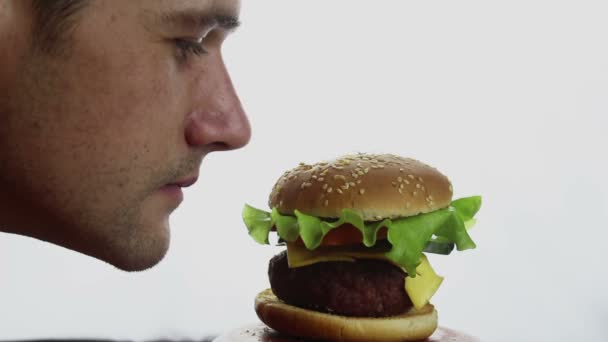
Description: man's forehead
156,0,241,16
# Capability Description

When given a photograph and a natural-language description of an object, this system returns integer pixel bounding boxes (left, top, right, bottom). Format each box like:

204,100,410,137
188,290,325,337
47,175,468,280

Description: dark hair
30,0,89,54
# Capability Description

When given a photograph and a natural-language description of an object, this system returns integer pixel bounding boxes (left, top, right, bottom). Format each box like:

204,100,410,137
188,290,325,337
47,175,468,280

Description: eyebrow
156,9,241,32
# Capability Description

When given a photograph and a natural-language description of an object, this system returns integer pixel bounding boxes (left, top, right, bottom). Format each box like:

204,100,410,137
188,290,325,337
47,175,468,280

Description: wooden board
213,323,479,342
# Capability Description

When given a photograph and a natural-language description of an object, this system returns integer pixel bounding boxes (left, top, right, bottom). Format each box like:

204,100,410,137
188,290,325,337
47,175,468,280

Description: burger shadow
256,327,307,342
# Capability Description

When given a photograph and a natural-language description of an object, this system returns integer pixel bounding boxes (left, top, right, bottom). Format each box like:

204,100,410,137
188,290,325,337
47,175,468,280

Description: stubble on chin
93,155,202,271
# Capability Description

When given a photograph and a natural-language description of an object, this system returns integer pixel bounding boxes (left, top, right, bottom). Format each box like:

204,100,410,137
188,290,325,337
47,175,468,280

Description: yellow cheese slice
286,242,388,268
285,243,443,310
405,254,444,309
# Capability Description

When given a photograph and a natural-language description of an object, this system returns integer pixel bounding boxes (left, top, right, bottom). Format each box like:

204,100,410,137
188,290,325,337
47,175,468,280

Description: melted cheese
286,243,443,310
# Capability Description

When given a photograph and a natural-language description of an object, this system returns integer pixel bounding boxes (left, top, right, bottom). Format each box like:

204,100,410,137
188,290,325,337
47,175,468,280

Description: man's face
0,0,250,270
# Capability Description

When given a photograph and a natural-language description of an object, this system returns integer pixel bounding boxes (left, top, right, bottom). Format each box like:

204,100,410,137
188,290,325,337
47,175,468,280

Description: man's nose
184,55,251,152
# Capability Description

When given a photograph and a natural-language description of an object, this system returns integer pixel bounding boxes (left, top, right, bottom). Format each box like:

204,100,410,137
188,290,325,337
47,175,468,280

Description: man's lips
158,176,197,202
167,176,198,188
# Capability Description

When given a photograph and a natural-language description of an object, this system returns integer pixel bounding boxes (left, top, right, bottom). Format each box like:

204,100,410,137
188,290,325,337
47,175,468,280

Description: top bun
268,153,453,221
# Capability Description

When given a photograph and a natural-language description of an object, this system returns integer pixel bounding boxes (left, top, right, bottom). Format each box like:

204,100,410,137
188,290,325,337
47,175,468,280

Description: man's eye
175,39,207,61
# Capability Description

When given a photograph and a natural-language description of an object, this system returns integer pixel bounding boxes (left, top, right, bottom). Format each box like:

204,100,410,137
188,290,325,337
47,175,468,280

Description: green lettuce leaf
385,209,452,274
434,207,477,251
242,196,481,275
271,208,299,242
242,204,273,244
451,196,482,222
294,208,370,249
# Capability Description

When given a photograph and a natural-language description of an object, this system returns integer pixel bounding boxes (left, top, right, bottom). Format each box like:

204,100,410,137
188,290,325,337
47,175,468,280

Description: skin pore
0,0,251,271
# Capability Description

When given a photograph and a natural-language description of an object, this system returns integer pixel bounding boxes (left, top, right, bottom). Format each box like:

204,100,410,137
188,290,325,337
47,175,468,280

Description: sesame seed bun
268,153,453,221
255,288,438,342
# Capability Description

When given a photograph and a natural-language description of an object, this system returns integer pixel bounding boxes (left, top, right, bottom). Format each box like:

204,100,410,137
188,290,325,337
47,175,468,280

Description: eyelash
175,39,207,61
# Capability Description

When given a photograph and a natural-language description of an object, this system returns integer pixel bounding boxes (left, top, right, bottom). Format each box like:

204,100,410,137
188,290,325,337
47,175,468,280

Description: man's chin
91,218,172,272
101,195,175,271
104,235,171,272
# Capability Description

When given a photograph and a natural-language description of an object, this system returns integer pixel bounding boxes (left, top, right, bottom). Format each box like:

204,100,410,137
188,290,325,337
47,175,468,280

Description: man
0,0,251,272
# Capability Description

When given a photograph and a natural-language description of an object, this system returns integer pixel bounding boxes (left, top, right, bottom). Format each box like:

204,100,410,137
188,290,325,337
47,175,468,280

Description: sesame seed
449,185,453,192
375,215,382,220
280,200,284,206
334,175,346,180
364,168,370,173
337,188,343,194
416,184,421,189
322,184,328,190
418,177,424,182
404,179,410,185
359,189,366,195
408,174,414,179
312,175,318,179
399,183,404,189
421,185,426,191
413,191,418,196
398,176,403,182
398,188,403,194
392,182,397,187
399,168,405,172
428,195,434,200
327,187,333,193
406,202,411,208
349,182,356,187
324,200,329,207
358,170,365,175
352,173,359,178
318,177,325,182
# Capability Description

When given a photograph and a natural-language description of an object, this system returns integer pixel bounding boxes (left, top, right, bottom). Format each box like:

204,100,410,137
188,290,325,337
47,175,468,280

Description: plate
213,322,479,342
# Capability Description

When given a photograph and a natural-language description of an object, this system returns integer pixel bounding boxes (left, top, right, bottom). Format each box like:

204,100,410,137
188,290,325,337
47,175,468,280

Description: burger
242,153,481,342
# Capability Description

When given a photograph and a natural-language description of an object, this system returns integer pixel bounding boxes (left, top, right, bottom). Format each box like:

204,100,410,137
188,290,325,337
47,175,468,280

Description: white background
1,1,607,341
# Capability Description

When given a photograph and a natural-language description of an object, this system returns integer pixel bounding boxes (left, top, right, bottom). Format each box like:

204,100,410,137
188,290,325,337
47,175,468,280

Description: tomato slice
297,224,388,247
271,223,388,246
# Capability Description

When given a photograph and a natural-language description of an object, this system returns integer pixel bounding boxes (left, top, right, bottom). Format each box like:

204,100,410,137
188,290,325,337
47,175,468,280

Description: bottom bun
255,288,438,342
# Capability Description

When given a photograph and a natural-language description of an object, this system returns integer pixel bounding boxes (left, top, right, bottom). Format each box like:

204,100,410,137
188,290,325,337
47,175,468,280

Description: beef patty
268,251,413,317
